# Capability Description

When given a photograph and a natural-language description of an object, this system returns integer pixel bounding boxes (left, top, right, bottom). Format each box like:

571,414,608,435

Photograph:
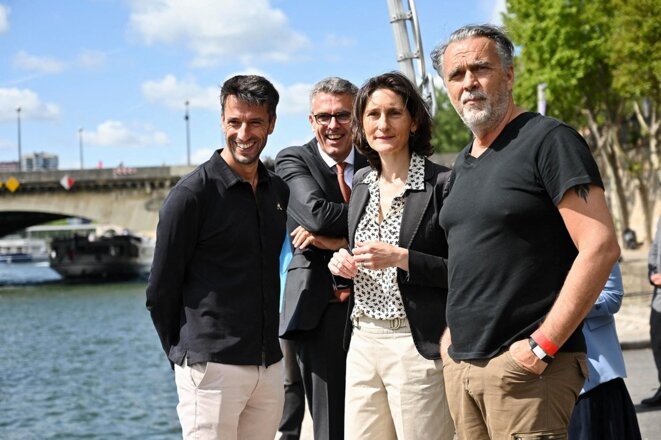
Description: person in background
277,238,304,440
329,71,454,440
568,263,642,439
146,74,289,440
275,77,367,440
430,24,620,439
642,215,661,406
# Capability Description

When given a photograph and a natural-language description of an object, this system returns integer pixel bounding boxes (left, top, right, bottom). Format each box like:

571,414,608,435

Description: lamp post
16,107,22,171
78,128,84,170
537,83,547,116
185,100,191,166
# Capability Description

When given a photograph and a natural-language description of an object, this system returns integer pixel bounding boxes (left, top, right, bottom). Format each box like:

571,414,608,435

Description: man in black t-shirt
430,25,620,439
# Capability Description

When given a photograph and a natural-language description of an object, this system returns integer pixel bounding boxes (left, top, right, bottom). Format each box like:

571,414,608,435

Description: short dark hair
352,71,433,173
430,24,514,78
309,77,358,106
220,75,279,119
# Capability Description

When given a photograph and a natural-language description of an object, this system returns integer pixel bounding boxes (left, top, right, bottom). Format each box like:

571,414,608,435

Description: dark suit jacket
275,138,368,338
345,158,452,359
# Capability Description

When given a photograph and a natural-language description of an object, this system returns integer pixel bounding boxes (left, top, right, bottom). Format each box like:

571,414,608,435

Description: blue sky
0,0,504,169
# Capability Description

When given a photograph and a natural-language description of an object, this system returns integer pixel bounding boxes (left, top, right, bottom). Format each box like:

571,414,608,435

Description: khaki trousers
174,359,284,440
345,316,454,440
443,349,587,440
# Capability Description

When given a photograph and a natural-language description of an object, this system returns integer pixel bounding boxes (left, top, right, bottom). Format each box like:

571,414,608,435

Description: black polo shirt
146,149,289,367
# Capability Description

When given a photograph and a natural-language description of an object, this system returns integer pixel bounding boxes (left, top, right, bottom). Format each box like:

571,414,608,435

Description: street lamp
537,83,547,116
78,128,84,170
185,100,191,166
16,107,22,171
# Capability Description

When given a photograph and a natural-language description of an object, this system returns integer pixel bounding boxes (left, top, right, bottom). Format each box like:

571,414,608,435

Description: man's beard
459,89,509,136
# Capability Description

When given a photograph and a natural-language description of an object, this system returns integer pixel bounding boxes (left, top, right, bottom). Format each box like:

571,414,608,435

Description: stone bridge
0,165,196,237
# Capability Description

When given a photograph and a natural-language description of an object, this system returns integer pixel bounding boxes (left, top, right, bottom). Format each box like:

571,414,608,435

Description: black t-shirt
440,113,603,360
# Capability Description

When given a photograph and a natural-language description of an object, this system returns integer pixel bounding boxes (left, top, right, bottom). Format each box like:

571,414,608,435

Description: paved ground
623,347,661,440
616,246,653,350
283,245,657,439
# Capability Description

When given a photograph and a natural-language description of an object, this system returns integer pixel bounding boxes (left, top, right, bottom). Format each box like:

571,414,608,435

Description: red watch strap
531,329,559,356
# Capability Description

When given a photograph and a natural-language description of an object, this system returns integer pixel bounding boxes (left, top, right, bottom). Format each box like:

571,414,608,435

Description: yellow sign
5,176,20,192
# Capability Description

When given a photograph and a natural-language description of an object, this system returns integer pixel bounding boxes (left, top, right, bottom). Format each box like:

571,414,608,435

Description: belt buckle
390,317,403,330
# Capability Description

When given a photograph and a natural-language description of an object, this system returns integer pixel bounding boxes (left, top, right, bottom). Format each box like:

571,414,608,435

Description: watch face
532,344,546,360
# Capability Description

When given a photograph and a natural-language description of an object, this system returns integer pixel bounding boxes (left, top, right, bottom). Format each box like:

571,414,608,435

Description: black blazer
345,158,452,359
275,139,368,338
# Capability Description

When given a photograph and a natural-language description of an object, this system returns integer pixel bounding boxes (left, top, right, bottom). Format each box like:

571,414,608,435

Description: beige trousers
174,359,284,440
345,316,455,440
443,349,587,440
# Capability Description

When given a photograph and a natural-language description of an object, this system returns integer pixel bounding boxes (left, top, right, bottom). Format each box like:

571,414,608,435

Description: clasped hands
290,226,347,251
328,240,407,279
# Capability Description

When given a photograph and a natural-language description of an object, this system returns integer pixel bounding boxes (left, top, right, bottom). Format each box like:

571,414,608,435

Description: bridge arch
0,166,194,236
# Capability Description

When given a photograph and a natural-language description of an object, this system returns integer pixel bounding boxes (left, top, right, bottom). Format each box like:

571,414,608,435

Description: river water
0,263,181,439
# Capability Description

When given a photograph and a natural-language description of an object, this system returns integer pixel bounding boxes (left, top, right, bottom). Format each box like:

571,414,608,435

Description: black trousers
651,289,661,384
291,301,348,440
568,378,641,440
278,338,305,440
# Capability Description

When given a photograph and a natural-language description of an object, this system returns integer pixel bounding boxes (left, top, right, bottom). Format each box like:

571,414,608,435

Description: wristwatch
528,337,554,364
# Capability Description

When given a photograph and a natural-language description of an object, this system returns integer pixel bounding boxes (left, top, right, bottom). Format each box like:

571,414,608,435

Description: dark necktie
336,162,351,203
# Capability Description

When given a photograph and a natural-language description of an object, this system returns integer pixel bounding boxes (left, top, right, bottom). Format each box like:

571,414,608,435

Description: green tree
609,0,661,242
430,88,473,153
503,0,660,243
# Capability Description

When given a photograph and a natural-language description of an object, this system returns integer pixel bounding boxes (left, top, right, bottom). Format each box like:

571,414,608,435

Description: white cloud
128,0,309,67
0,5,9,34
84,120,169,147
141,74,218,110
142,72,312,116
13,50,67,74
486,0,507,25
0,88,60,121
324,34,354,47
191,147,214,165
276,82,312,115
76,50,106,69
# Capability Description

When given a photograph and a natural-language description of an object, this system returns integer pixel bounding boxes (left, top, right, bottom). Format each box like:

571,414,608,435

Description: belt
352,315,408,330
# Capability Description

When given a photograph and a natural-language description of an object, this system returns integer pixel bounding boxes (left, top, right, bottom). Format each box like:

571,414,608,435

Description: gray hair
430,24,514,78
309,77,358,106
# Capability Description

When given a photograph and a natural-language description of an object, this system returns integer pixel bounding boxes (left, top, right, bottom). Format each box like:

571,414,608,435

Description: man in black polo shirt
146,74,289,440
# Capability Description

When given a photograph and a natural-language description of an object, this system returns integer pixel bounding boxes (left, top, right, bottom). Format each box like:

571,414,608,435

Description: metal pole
537,83,547,116
386,0,416,83
79,128,84,170
17,107,22,171
185,100,191,166
385,0,435,115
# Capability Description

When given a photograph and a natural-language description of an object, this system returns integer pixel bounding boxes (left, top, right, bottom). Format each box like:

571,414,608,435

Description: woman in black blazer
328,72,454,440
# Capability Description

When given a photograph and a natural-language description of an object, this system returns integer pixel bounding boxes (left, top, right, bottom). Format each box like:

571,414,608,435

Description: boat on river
0,236,49,263
48,227,154,280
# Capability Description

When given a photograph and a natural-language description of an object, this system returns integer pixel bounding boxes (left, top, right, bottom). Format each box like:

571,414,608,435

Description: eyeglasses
312,112,352,125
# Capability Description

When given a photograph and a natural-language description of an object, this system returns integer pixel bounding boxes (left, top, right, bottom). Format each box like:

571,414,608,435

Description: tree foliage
503,0,660,243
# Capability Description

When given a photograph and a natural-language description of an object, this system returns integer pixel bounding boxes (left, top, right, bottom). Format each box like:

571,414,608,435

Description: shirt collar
213,148,271,188
316,140,356,169
362,152,425,191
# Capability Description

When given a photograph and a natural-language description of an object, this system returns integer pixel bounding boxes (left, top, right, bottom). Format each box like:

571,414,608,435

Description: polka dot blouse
351,152,425,320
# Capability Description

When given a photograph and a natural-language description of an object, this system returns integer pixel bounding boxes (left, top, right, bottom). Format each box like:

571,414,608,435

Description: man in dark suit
275,77,367,440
